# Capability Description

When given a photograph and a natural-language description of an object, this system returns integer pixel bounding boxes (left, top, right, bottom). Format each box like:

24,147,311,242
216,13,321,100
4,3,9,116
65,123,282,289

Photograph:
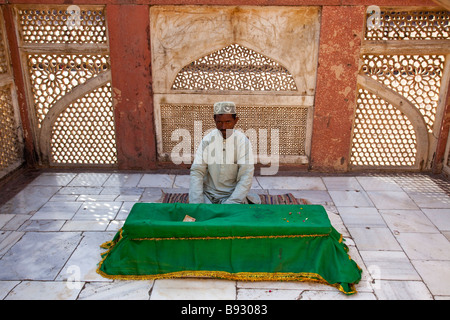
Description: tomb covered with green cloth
97,203,362,295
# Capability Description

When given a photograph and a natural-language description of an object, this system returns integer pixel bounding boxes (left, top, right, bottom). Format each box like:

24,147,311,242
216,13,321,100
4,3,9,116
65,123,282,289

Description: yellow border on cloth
96,267,357,295
132,233,329,241
96,228,358,295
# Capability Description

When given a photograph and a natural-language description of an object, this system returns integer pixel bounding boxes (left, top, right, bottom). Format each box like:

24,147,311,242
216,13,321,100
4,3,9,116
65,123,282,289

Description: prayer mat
162,192,311,205
97,203,362,294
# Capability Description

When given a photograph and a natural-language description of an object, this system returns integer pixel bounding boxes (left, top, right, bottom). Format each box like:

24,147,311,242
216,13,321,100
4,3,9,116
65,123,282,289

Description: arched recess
352,7,450,171
354,74,429,169
154,43,313,165
12,5,117,167
150,6,321,168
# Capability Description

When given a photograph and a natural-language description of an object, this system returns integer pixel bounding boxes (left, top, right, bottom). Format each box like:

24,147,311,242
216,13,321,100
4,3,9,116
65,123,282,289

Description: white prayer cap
213,101,236,115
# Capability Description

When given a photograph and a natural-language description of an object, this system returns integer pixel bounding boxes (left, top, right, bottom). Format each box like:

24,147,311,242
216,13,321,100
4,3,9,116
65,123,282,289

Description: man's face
214,114,238,139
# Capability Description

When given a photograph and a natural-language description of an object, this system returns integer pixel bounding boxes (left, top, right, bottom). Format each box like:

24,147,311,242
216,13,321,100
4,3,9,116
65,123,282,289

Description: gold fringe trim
97,228,359,295
131,233,329,241
96,268,357,295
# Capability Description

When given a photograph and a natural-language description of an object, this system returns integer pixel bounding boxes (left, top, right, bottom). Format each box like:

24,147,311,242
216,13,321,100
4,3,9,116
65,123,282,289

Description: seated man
189,101,260,204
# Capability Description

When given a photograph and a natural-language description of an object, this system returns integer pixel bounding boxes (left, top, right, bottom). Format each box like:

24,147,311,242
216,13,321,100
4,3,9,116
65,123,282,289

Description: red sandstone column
107,5,157,170
309,5,365,172
2,5,37,166
432,81,450,173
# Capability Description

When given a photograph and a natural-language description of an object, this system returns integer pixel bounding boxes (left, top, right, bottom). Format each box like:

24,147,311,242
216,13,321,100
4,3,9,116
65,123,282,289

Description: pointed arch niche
150,6,321,167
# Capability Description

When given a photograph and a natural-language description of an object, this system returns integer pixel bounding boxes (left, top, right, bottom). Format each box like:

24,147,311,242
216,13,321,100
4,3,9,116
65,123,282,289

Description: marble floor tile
356,176,403,191
140,188,164,202
256,176,326,190
407,192,450,209
0,281,20,299
49,194,79,202
18,220,65,232
421,208,450,231
237,280,335,291
395,233,450,260
359,251,421,281
0,186,60,215
0,231,24,256
0,214,14,229
298,290,376,300
173,175,190,188
237,288,302,300
373,280,433,300
337,207,386,228
103,173,143,187
61,220,109,232
68,173,111,187
72,202,122,221
57,186,102,195
366,191,418,210
57,231,116,282
150,279,236,300
138,174,175,188
28,172,77,186
328,190,374,207
288,190,333,205
348,227,401,251
4,281,82,300
107,220,124,232
115,201,136,220
101,187,144,195
0,215,30,231
76,194,118,202
412,260,450,296
31,202,82,220
0,231,82,280
379,209,439,233
394,175,444,193
322,177,363,191
78,281,152,300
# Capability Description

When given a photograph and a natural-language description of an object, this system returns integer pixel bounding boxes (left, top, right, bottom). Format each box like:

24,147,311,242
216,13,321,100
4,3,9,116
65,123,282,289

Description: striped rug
162,192,310,205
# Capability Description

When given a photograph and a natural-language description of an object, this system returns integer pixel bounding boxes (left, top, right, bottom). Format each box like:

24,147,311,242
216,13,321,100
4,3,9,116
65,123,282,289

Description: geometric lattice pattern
16,7,107,44
51,83,116,165
160,104,308,158
0,85,22,170
351,89,417,167
172,44,297,91
365,9,450,40
361,54,445,132
27,54,110,125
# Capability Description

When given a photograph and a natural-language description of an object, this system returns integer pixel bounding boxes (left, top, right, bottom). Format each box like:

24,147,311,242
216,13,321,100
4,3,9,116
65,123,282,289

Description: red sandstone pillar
107,5,157,170
432,80,450,173
2,5,37,167
310,5,365,172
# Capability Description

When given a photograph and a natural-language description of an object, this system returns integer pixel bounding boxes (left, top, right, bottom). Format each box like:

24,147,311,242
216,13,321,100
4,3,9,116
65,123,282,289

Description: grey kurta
189,129,260,204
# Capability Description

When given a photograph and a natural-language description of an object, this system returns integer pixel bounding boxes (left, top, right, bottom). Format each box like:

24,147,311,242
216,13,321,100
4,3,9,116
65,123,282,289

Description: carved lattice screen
151,7,319,167
14,5,116,166
352,8,450,169
361,54,445,132
160,104,309,158
156,44,312,163
172,44,297,92
351,89,417,167
0,7,24,177
365,9,449,40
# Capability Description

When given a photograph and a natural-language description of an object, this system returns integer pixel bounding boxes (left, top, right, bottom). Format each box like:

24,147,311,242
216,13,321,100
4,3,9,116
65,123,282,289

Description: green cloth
98,203,362,295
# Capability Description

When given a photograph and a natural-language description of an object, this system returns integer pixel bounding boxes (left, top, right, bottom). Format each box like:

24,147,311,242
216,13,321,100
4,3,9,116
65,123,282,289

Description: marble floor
0,170,449,300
